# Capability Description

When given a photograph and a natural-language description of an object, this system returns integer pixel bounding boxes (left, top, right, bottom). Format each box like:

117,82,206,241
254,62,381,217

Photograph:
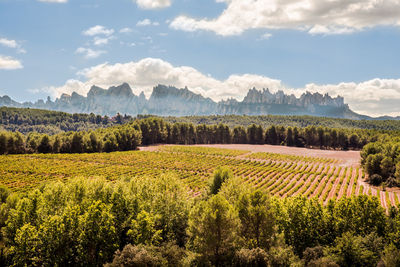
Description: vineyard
1,145,399,209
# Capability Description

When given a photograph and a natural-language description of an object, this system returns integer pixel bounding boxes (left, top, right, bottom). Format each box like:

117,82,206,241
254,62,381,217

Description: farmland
1,144,398,209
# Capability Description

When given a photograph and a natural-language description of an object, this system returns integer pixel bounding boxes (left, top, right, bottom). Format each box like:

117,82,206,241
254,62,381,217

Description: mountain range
0,83,390,119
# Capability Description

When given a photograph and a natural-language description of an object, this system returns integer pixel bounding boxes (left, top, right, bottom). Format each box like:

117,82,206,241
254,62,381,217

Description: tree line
0,169,399,266
1,117,394,155
162,114,400,131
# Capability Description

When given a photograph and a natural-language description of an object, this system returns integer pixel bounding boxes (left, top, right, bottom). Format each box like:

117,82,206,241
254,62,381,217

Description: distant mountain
0,83,388,119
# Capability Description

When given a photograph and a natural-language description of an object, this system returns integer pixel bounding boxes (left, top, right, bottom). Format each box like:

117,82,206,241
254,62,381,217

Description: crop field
1,145,399,209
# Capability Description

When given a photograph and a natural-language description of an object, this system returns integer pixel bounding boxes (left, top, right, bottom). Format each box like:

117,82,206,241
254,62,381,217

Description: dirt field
140,144,361,167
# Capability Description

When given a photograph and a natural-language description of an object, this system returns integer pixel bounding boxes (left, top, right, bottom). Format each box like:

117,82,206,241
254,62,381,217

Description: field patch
1,145,397,209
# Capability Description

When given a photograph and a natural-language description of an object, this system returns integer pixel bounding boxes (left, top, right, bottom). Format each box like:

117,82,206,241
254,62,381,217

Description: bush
105,244,166,267
303,246,324,265
0,185,9,203
233,248,268,267
209,167,233,195
369,174,383,186
385,177,400,188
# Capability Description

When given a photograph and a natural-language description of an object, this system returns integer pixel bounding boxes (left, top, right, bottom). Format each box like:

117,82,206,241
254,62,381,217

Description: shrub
105,244,166,267
209,167,233,195
385,177,400,188
233,248,268,267
369,174,383,186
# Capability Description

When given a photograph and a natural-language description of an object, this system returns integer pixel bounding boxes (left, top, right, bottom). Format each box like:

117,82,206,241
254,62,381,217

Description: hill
3,107,400,135
162,114,400,131
0,106,132,134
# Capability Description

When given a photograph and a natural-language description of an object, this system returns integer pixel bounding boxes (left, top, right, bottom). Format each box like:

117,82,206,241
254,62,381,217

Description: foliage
326,232,384,267
2,114,397,156
361,141,400,186
187,194,240,266
0,107,131,134
209,167,233,195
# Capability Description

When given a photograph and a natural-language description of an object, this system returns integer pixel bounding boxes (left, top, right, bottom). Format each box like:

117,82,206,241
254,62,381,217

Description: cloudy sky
1,0,400,117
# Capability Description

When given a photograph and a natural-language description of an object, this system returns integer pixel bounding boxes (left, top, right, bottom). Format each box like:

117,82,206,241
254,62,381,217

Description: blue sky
1,0,400,116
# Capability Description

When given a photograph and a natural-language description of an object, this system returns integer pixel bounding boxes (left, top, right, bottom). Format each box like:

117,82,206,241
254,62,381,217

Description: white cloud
37,0,67,3
170,0,400,36
0,38,26,53
120,27,133,34
135,0,171,9
0,38,18,48
39,58,400,117
136,19,160,27
0,55,23,70
259,33,272,40
75,47,106,59
93,36,114,46
82,25,114,36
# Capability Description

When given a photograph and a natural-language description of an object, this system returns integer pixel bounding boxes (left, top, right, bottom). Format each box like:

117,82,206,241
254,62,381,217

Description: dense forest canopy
3,107,400,135
0,107,133,134
0,170,399,266
162,114,400,131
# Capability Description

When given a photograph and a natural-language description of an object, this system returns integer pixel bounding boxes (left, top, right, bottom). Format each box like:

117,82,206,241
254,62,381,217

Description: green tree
77,201,118,266
210,167,233,195
8,223,40,267
381,243,400,267
187,194,240,266
128,210,162,246
0,133,7,154
71,133,83,153
233,126,247,144
37,135,52,153
327,232,382,267
237,190,275,249
265,126,278,145
276,197,325,255
286,127,294,147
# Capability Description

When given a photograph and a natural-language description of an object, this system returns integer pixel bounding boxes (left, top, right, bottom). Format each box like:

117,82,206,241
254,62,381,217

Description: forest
0,169,399,266
3,107,400,134
162,114,400,131
0,107,132,134
1,116,395,155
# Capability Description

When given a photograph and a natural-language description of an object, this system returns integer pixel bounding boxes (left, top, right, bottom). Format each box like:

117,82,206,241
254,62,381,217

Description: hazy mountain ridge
0,83,394,119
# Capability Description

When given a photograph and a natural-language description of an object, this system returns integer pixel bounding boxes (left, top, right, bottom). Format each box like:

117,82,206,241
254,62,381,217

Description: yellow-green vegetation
0,146,399,266
0,145,381,208
245,152,338,164
158,145,249,157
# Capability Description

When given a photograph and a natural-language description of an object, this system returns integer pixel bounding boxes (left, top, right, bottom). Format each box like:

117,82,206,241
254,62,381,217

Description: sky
1,0,400,117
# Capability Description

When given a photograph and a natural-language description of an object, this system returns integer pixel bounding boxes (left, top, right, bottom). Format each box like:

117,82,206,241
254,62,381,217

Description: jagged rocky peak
220,97,239,105
299,91,344,107
59,93,71,101
0,83,359,118
87,85,107,97
151,84,180,98
242,87,345,107
107,83,134,97
71,92,84,100
150,84,211,102
138,91,146,101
